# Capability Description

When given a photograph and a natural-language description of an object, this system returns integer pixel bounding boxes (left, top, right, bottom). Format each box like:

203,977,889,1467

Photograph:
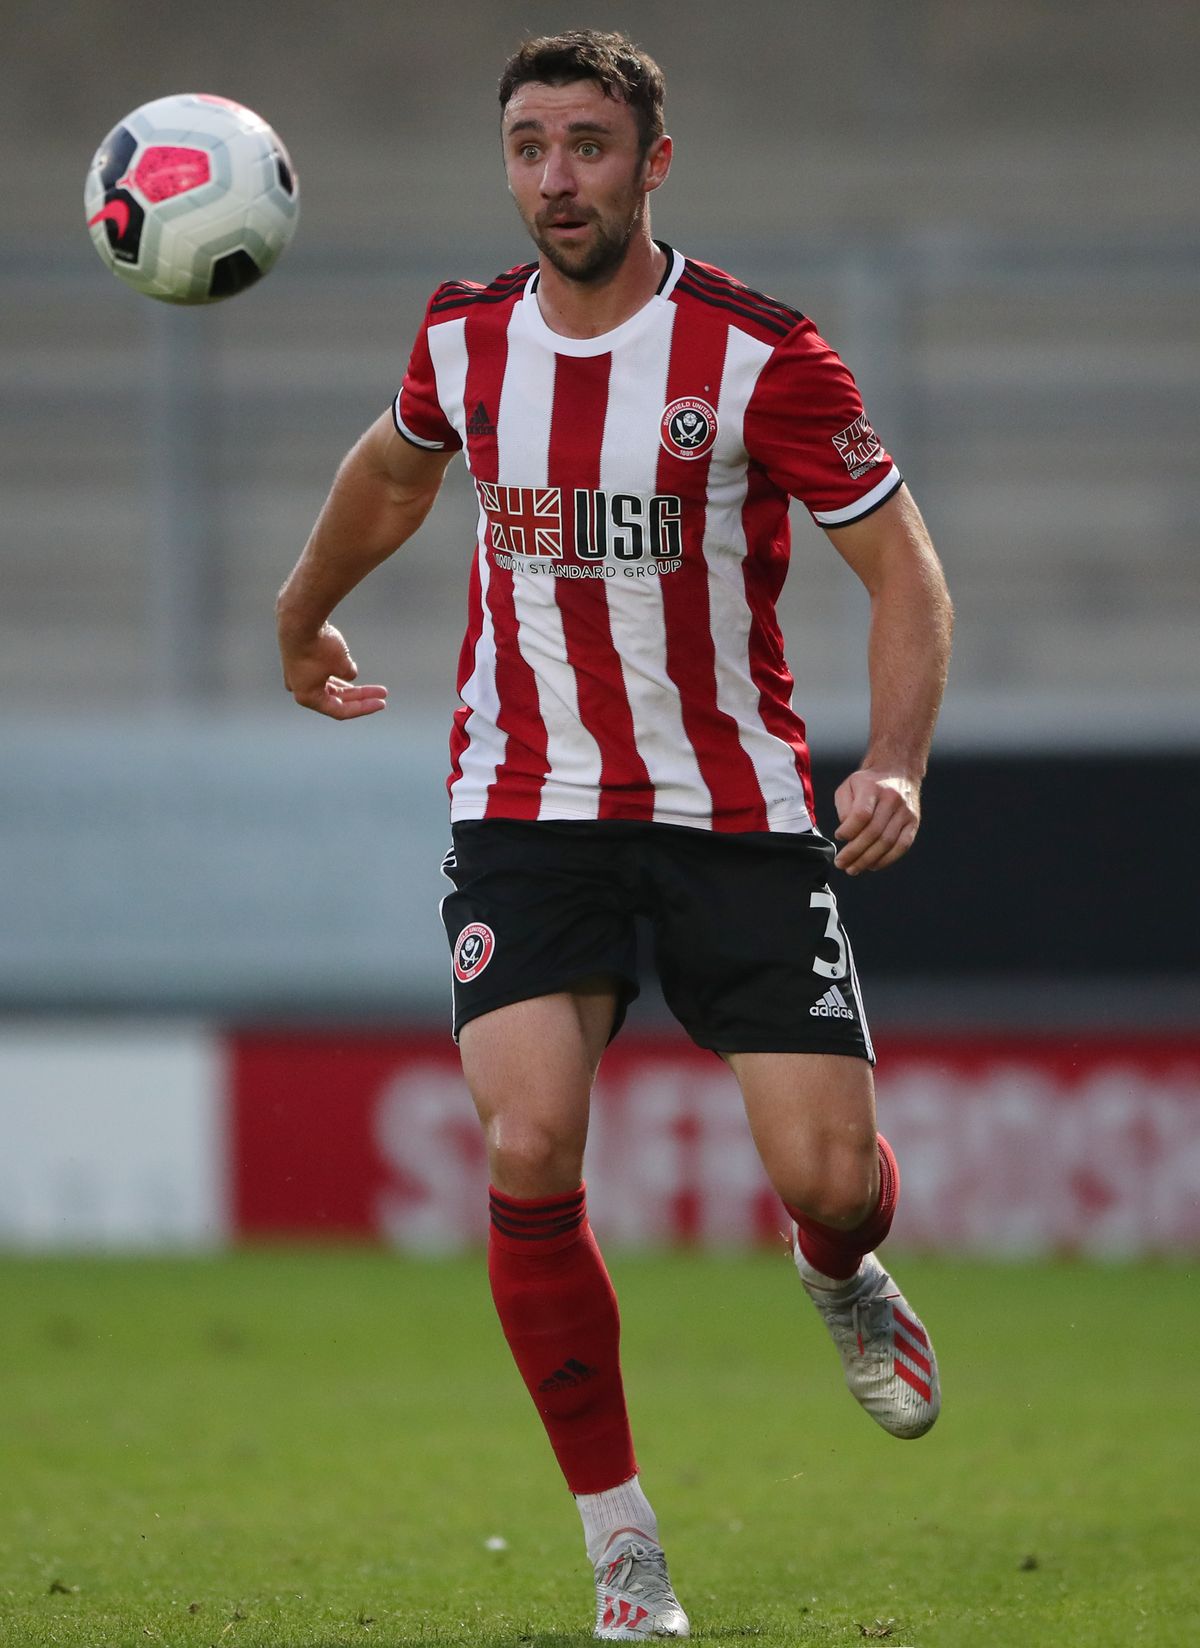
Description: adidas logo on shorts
810,984,855,1020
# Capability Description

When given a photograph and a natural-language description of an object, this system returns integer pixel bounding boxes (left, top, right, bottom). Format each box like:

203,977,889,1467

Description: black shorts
439,819,874,1060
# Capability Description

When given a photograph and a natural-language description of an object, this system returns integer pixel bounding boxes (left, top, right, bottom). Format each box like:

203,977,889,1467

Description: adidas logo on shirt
466,400,496,437
810,984,855,1020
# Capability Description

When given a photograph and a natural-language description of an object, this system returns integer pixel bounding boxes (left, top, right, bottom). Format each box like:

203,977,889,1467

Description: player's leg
729,1048,881,1237
460,978,613,1197
461,983,629,1500
729,1048,939,1439
643,826,938,1442
460,985,688,1638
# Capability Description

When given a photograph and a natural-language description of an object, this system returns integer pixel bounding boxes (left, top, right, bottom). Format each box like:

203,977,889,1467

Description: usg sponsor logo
478,481,685,566
478,482,683,570
573,489,682,562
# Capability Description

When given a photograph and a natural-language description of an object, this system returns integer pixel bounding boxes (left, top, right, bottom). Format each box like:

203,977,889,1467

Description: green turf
0,1249,1194,1647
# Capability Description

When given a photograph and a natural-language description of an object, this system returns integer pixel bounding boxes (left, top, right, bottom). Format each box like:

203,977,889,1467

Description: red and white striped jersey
393,244,901,833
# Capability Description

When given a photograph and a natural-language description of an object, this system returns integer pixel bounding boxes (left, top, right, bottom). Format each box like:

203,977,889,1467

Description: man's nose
540,149,576,197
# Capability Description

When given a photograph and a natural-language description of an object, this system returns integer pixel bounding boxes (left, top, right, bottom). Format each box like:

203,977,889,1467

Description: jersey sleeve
742,319,902,527
392,291,463,452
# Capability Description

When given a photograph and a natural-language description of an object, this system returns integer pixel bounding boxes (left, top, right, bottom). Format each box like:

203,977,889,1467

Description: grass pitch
0,1249,1194,1647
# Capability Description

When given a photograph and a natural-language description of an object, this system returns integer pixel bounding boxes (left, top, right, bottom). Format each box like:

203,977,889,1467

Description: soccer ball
84,93,299,304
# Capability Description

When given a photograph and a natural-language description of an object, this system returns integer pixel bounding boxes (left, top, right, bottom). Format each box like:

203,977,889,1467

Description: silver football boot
593,1540,690,1639
794,1236,941,1439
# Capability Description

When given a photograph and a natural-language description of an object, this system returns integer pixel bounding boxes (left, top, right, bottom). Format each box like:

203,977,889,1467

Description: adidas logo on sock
809,984,855,1019
538,1357,597,1392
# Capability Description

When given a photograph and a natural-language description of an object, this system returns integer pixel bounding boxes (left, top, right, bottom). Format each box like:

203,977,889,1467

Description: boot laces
603,1542,675,1607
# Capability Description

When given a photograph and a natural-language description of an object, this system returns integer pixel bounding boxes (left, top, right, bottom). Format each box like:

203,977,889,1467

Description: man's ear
643,133,673,194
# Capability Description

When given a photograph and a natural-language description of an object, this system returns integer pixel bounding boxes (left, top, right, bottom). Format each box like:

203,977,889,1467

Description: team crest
453,922,496,983
660,396,718,461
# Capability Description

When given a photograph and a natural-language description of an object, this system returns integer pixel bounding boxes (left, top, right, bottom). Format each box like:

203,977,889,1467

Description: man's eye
578,142,600,158
520,145,540,161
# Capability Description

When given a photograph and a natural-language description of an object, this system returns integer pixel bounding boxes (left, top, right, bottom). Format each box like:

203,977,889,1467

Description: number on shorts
809,888,849,980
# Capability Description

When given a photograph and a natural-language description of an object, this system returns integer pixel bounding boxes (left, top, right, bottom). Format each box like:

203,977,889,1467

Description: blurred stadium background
1,0,1197,1255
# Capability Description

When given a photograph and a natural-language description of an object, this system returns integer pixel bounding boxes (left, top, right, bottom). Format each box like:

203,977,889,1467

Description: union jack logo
832,413,882,476
477,481,563,558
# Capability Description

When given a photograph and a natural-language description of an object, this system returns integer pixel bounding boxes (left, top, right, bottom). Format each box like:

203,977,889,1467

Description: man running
277,29,952,1640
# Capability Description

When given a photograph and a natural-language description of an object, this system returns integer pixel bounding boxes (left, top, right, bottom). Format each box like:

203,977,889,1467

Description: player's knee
803,1183,876,1230
486,1119,584,1198
779,1150,878,1229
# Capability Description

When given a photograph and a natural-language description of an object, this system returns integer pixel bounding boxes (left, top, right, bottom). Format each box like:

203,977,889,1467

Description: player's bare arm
824,484,953,875
277,412,454,719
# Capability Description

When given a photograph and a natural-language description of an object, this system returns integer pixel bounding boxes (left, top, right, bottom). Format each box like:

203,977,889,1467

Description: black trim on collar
654,242,674,293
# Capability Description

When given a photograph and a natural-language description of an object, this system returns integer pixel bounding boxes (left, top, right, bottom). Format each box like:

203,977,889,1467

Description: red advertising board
228,1033,1200,1254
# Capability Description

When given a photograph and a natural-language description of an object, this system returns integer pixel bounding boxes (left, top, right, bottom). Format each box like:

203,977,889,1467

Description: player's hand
832,769,920,875
279,621,389,720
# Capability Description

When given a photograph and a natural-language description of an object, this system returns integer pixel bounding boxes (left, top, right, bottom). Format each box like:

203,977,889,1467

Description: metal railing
2,230,1197,743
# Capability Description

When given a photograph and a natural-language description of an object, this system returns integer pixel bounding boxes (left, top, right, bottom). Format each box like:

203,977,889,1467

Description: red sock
488,1183,636,1495
788,1135,900,1281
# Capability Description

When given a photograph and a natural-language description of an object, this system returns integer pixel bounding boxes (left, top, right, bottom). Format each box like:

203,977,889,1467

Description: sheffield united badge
660,396,718,461
453,922,496,983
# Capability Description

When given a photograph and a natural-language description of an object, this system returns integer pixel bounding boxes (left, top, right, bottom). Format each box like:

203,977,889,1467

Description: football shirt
394,245,901,832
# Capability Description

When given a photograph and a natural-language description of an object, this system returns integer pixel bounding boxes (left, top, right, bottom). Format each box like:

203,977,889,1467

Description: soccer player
277,29,952,1640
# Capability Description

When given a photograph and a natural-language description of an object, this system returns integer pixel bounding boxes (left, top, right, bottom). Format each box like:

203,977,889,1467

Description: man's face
502,79,667,283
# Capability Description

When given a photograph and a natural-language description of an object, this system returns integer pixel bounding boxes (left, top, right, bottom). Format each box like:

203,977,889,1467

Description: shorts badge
660,396,718,461
453,922,496,983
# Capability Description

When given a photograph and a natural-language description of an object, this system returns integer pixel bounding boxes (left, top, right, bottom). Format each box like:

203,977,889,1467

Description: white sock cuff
794,1245,865,1292
576,1474,659,1566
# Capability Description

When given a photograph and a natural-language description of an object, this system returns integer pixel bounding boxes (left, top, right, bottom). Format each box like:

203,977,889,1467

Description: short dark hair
498,29,666,155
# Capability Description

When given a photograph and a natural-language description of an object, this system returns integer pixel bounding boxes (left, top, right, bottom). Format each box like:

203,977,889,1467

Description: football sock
488,1183,637,1496
788,1134,900,1285
576,1473,661,1567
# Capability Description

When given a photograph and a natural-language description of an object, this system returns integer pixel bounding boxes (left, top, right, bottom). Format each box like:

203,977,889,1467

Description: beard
528,196,644,284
